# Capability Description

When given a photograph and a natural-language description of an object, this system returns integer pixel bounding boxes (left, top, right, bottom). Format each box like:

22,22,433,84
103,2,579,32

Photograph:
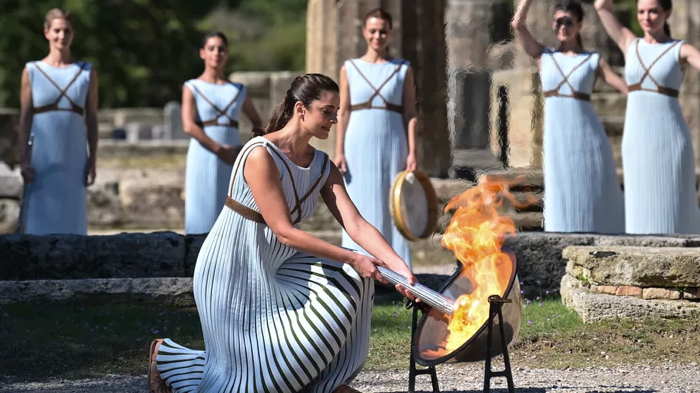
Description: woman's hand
84,158,96,186
349,253,388,284
20,163,35,184
405,153,417,172
334,153,348,174
391,264,418,301
215,145,241,165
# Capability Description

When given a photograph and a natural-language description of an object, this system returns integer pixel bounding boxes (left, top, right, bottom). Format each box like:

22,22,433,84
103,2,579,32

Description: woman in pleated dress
512,0,627,233
149,74,415,393
595,0,700,234
334,8,418,265
17,8,98,235
183,32,264,234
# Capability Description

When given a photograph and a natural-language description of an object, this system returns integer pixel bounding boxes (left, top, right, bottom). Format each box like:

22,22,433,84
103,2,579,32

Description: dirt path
2,363,698,393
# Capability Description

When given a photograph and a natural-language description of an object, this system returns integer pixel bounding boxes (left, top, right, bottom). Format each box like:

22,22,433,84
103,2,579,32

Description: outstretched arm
594,0,637,53
511,0,545,60
681,43,700,71
244,147,416,296
598,57,628,95
321,162,413,280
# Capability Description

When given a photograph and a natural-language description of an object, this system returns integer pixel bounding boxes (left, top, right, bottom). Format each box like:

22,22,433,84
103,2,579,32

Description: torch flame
439,176,521,352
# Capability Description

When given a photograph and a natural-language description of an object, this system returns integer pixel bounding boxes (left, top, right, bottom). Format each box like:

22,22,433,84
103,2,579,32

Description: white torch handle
377,266,455,314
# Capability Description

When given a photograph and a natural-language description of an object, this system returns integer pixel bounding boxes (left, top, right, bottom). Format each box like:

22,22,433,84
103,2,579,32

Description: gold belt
225,196,266,224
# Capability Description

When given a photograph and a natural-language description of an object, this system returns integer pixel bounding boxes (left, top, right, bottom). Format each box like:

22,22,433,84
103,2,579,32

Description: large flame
439,177,520,352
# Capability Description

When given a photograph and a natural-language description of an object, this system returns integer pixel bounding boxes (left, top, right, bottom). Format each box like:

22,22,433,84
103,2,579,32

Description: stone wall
3,232,699,303
561,245,700,322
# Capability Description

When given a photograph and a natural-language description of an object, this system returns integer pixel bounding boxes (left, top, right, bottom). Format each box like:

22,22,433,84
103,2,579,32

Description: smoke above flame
439,176,523,352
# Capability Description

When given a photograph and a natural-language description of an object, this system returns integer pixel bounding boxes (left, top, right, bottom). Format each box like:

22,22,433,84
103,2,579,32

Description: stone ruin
562,245,700,322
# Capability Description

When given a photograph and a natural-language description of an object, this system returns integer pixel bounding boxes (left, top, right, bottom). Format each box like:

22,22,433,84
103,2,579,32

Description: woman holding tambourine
334,8,420,266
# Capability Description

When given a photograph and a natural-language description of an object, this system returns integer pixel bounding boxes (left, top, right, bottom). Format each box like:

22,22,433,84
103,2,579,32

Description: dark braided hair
265,74,339,134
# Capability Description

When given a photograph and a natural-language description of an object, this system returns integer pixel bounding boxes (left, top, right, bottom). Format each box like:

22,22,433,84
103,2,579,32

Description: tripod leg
497,307,515,393
483,305,495,393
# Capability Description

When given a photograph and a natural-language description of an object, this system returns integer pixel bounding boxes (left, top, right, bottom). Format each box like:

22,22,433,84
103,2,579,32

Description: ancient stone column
401,0,451,177
445,0,503,177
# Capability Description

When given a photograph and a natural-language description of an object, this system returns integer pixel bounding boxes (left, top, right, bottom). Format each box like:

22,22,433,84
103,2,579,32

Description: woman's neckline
639,38,676,45
258,136,317,170
39,60,77,69
354,57,396,65
194,78,231,86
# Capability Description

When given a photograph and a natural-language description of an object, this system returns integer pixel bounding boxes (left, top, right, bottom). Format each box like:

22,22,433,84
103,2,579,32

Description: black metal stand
483,295,515,393
408,305,440,393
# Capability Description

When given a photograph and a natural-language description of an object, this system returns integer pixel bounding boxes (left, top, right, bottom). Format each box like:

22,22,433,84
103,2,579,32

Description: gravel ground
2,363,699,393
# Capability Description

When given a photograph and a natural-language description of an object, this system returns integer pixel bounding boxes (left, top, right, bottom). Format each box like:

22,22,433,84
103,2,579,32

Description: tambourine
390,170,439,241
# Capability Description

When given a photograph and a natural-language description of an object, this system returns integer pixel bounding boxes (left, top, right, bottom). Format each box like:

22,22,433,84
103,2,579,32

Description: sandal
148,339,172,393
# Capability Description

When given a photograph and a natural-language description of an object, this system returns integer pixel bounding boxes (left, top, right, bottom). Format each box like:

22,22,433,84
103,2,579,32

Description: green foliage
0,0,306,108
199,0,306,72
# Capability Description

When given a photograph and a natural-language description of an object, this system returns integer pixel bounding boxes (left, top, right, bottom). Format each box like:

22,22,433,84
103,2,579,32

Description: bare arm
84,68,99,185
511,0,545,59
321,162,412,278
18,68,35,183
241,95,264,136
594,0,637,53
244,147,416,294
333,66,350,173
681,43,700,71
598,57,628,95
181,85,238,165
402,66,418,171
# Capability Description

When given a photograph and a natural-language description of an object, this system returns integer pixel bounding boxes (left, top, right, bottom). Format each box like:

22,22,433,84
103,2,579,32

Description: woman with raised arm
148,74,415,393
17,8,98,235
595,0,700,234
182,32,264,234
512,0,626,233
334,8,418,265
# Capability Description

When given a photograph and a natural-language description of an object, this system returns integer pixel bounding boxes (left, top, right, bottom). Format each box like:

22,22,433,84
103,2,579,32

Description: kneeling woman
149,74,414,393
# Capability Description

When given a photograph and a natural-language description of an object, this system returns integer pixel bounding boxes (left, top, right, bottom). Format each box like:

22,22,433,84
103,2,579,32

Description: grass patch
1,296,698,382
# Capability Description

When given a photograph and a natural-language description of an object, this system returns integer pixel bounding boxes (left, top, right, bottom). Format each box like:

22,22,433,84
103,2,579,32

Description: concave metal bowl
413,254,522,366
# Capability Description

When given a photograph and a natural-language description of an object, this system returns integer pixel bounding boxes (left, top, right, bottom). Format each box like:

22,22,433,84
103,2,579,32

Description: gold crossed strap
349,60,404,113
32,62,86,115
627,39,681,98
190,82,241,128
224,141,330,226
542,52,593,101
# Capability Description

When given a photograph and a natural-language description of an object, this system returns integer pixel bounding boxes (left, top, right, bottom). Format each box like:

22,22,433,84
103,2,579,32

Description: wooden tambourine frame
390,170,439,241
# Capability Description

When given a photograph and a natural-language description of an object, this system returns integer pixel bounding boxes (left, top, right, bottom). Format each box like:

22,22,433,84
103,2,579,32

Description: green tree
0,0,305,108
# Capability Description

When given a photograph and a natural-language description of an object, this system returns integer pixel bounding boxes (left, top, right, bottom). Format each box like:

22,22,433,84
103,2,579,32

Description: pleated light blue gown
23,61,91,235
342,58,411,265
540,50,625,233
184,79,245,234
623,39,700,234
157,137,374,393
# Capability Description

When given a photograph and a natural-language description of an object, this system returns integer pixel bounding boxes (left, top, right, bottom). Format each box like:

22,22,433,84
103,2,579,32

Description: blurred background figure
18,8,98,235
512,0,626,234
596,0,700,234
182,32,263,234
334,8,418,266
